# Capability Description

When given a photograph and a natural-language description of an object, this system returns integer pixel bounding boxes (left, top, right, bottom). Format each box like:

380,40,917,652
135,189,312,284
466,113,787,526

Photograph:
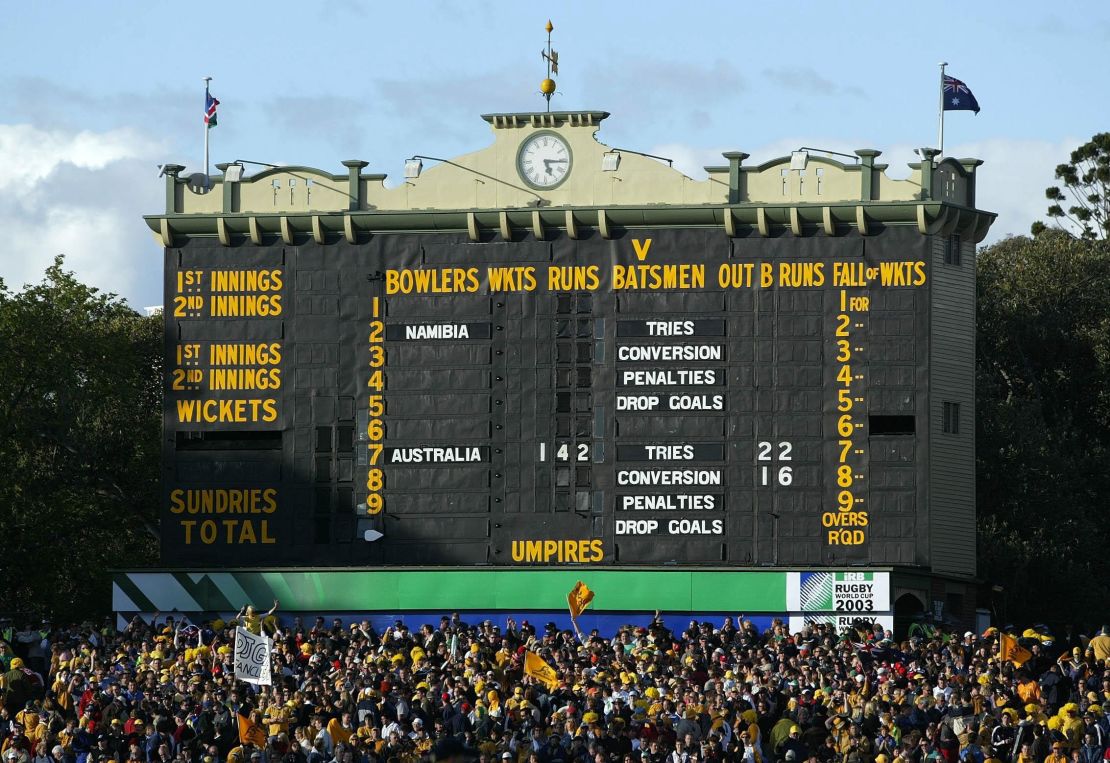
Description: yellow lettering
778,262,824,287
509,539,605,564
526,540,543,562
611,264,704,290
238,520,257,544
487,266,537,292
760,263,773,287
546,266,600,291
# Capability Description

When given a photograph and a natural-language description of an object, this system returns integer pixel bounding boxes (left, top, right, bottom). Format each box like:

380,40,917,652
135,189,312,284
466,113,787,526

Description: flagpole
937,62,947,155
203,76,212,185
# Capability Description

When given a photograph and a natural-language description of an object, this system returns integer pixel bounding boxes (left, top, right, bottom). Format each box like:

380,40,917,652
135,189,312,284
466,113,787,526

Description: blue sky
2,0,1107,306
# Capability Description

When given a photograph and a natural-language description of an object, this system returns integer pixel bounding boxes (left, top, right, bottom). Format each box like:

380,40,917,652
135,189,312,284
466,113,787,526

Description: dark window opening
313,517,330,544
944,234,962,266
313,487,332,514
337,425,354,453
575,416,591,437
314,456,332,482
942,401,960,434
869,414,916,436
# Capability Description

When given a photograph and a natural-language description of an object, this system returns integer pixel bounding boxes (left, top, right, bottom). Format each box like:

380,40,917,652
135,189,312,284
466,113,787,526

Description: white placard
233,627,272,685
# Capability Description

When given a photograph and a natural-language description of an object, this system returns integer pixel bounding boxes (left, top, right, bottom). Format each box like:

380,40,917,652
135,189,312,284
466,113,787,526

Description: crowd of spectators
3,610,1110,763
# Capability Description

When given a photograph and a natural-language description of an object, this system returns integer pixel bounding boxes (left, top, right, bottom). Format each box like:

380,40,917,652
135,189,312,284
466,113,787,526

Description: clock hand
543,158,568,165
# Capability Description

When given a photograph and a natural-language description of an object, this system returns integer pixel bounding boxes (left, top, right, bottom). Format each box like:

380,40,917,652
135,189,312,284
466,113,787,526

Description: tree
976,232,1110,624
0,257,160,620
1033,132,1110,240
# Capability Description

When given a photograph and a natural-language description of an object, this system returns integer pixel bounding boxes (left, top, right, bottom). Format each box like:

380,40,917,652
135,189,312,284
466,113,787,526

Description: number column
359,296,386,538
825,292,869,553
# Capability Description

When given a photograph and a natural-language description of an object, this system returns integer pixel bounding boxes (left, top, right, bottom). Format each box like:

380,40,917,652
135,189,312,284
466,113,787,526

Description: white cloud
946,137,1079,240
0,125,160,190
0,124,166,305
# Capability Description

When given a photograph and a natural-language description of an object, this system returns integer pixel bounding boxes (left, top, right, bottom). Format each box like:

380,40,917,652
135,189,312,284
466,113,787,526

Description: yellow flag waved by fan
1000,633,1032,666
567,580,595,620
238,713,267,748
524,650,559,690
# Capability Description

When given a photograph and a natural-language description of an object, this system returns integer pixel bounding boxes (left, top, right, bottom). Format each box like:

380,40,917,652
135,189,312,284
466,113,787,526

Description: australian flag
943,75,980,114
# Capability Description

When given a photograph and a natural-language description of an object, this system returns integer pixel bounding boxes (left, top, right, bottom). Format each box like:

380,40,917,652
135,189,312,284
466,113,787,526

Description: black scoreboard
163,226,932,568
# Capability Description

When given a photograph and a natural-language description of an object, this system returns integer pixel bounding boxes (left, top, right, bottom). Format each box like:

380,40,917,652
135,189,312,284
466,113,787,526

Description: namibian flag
205,90,220,128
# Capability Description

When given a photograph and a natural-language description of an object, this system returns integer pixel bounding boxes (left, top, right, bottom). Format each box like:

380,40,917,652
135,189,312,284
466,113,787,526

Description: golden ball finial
546,20,553,33
540,78,556,95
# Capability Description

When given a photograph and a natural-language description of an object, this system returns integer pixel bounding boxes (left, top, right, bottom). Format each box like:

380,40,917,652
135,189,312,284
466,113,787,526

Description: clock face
517,132,571,188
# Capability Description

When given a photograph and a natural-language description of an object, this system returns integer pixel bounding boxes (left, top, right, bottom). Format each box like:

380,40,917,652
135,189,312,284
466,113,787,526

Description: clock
517,131,572,189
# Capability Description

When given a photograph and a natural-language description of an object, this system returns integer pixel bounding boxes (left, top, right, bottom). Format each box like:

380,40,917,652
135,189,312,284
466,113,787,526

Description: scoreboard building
122,107,995,633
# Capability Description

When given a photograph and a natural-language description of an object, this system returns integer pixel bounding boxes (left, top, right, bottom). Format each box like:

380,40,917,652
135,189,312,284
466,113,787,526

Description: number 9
837,490,854,511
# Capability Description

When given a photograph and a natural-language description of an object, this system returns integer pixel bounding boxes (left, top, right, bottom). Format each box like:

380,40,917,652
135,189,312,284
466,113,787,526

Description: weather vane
540,20,558,112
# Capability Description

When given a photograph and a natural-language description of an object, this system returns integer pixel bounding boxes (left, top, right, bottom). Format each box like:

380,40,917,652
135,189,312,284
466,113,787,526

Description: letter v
631,239,652,261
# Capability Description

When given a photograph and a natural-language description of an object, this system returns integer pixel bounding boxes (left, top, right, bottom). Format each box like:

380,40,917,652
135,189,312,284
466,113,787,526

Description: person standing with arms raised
235,601,279,635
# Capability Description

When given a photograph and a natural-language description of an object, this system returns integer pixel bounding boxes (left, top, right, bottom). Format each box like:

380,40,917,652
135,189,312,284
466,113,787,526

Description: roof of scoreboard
146,110,995,243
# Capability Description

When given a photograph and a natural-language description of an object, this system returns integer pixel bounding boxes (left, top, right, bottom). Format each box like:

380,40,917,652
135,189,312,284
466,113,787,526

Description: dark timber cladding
161,223,973,573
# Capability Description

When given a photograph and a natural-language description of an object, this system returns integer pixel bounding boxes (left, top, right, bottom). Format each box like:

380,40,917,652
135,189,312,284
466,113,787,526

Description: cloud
580,58,745,140
762,67,863,97
260,96,373,154
2,77,194,137
946,136,1080,239
0,125,160,191
0,124,166,307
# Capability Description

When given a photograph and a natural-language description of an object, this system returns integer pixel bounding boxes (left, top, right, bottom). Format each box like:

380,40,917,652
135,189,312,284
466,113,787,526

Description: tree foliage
1032,132,1110,240
976,232,1110,623
0,258,160,619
